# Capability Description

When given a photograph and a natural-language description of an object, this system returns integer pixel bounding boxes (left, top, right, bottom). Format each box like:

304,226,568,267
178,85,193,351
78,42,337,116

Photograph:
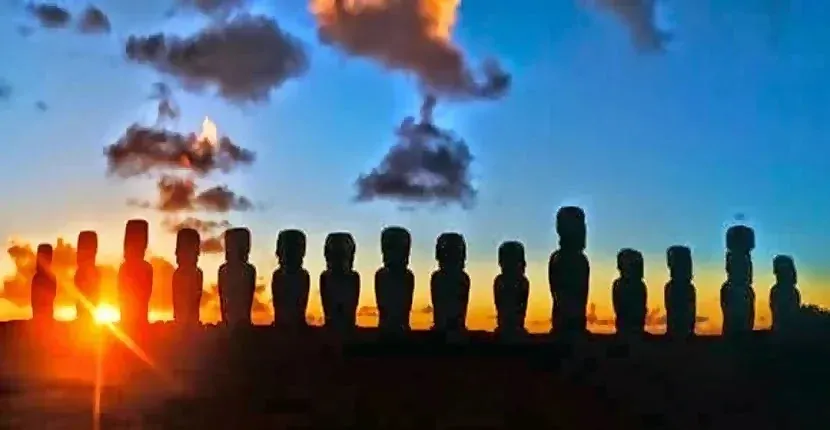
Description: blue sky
0,0,828,318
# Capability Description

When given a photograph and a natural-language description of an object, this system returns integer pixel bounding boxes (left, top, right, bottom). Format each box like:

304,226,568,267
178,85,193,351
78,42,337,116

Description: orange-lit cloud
310,0,510,99
130,175,254,214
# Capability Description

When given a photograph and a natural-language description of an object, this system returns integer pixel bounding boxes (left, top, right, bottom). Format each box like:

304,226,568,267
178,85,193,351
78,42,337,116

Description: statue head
224,227,251,263
277,229,306,269
556,206,587,251
36,243,53,271
666,245,693,281
617,248,644,280
77,230,98,266
324,232,356,272
381,226,411,269
435,232,466,270
124,219,149,261
726,225,755,254
773,254,797,285
175,228,201,267
498,241,526,275
726,251,753,284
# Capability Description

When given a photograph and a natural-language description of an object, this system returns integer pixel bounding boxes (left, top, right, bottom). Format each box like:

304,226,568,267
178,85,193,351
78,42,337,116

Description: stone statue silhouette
430,233,470,336
31,244,57,322
118,219,153,328
770,255,801,335
375,226,415,335
271,229,310,329
720,225,756,338
549,206,590,336
218,227,256,327
320,232,360,332
612,248,648,336
493,241,530,337
172,228,203,326
664,245,696,338
74,231,100,323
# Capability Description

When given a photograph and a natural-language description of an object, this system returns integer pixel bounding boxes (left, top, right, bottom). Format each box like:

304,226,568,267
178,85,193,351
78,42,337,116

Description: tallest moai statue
118,219,153,327
172,228,203,326
549,206,590,336
320,232,360,332
272,229,311,329
375,227,415,335
218,228,256,327
720,225,756,338
74,231,101,323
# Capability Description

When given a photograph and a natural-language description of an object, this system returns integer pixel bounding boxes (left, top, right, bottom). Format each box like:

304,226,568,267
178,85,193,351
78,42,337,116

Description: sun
94,304,120,325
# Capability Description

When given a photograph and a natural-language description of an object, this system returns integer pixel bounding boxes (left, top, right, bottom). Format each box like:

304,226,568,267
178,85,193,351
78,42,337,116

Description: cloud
77,5,111,34
125,15,309,102
0,80,10,101
149,82,180,124
592,0,670,52
310,0,510,100
35,101,48,111
104,124,255,178
27,3,71,29
175,0,249,17
355,95,476,208
161,216,230,255
134,175,254,213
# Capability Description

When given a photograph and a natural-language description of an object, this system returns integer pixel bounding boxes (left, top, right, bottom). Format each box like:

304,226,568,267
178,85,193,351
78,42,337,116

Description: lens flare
93,304,120,325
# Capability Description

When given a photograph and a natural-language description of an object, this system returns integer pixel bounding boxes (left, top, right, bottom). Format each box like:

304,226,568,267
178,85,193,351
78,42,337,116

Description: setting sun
94,304,120,325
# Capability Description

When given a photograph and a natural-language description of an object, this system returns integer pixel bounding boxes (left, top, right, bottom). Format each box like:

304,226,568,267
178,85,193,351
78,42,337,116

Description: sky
0,0,828,332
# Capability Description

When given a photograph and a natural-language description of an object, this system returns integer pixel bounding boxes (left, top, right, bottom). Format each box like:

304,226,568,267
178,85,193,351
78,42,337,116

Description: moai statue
31,244,57,321
548,206,590,336
720,225,756,338
430,233,471,336
271,229,310,329
493,241,530,337
664,245,696,338
319,232,360,332
375,227,415,335
770,255,801,335
172,228,203,327
218,228,256,327
74,231,101,323
612,248,648,336
118,219,153,327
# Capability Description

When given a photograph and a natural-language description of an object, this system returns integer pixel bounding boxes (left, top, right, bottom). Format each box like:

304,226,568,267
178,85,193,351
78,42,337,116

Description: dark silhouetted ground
1,322,829,429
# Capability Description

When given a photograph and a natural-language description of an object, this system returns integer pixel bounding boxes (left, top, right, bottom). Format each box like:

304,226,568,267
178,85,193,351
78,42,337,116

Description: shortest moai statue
493,241,530,336
31,244,57,321
612,248,648,336
549,206,590,336
272,229,311,329
664,245,696,338
720,225,756,338
118,219,154,327
770,255,801,335
430,232,471,336
320,232,360,332
172,228,203,326
218,228,257,327
74,231,101,323
375,226,415,334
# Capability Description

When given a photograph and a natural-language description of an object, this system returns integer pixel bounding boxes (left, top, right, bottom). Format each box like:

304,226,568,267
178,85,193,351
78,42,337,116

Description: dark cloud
125,15,309,102
149,82,180,124
176,0,249,17
35,101,48,111
0,80,10,100
161,216,229,255
17,25,35,37
27,3,71,29
594,0,670,52
311,0,510,100
355,95,476,208
78,5,111,34
104,124,255,178
138,175,254,213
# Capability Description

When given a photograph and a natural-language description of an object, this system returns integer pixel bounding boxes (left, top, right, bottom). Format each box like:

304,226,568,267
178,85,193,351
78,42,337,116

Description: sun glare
94,304,120,325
